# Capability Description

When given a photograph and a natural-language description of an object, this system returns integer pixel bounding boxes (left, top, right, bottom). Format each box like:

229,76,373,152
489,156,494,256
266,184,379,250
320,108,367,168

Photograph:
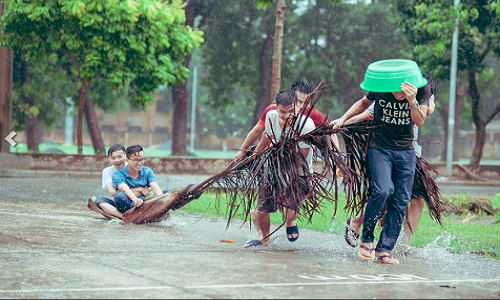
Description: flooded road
0,177,499,299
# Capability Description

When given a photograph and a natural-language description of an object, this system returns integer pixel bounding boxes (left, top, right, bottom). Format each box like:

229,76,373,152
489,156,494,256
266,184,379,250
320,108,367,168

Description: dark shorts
256,176,309,213
411,185,424,199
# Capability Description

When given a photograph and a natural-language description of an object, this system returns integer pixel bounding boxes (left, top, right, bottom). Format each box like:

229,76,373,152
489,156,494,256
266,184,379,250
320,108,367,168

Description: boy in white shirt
246,90,315,247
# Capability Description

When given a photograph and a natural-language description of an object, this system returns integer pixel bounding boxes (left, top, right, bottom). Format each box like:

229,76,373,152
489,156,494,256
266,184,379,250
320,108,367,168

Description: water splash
420,231,454,260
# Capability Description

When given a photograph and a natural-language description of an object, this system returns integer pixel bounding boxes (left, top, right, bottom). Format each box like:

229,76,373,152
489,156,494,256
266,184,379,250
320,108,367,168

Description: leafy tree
1,0,203,155
393,0,500,170
200,0,277,127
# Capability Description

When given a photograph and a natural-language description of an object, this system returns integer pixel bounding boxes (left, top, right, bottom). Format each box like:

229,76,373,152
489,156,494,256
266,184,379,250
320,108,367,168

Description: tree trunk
470,121,486,171
172,81,188,156
468,67,500,170
20,59,39,152
468,68,483,171
269,0,287,104
0,1,13,153
251,33,273,126
77,80,90,155
84,97,106,155
25,97,39,152
171,0,203,156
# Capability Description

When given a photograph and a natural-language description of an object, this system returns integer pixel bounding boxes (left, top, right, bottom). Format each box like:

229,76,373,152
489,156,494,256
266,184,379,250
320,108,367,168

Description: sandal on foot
286,225,299,242
344,218,359,248
358,243,375,260
375,254,400,265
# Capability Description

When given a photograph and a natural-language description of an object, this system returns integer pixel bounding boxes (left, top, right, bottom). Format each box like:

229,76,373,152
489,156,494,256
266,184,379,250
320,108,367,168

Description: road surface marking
0,278,498,294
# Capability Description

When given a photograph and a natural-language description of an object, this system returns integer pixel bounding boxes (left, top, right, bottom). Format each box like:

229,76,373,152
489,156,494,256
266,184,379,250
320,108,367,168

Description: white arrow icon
4,131,17,147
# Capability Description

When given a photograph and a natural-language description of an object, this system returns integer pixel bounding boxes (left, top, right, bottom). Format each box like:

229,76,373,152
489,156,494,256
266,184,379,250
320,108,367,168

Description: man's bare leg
251,209,271,242
403,197,425,242
98,203,123,219
350,214,364,235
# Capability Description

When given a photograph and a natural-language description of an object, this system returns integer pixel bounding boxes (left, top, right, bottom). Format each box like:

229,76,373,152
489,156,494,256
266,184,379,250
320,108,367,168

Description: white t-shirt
264,110,316,171
101,164,127,190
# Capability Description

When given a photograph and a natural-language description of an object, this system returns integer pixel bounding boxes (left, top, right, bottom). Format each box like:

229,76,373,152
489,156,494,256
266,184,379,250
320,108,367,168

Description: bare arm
255,133,272,151
330,97,372,129
106,183,118,197
344,111,371,125
235,124,265,161
427,97,435,115
118,183,143,207
411,104,428,126
109,184,150,197
149,182,163,197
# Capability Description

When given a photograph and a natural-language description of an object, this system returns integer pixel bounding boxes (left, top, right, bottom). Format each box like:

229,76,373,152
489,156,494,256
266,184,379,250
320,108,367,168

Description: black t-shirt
367,84,431,149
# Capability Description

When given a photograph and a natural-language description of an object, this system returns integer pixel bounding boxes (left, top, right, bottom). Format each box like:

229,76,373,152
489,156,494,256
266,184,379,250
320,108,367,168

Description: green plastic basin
360,59,427,92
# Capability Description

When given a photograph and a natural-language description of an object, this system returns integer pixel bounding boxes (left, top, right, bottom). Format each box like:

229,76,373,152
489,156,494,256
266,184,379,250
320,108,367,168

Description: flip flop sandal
358,243,375,260
344,218,359,248
286,225,299,242
375,255,400,265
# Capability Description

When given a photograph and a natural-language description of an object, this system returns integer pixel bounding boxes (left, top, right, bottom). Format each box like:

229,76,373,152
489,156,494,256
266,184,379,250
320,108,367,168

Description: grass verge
179,192,500,259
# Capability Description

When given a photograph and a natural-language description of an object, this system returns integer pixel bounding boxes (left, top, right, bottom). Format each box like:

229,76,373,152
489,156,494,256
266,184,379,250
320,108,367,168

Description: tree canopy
1,0,204,153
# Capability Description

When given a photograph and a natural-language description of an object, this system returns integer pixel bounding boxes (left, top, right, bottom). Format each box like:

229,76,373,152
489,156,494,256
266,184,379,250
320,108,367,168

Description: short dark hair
107,144,125,157
290,81,313,94
423,74,437,96
126,145,144,159
275,90,296,106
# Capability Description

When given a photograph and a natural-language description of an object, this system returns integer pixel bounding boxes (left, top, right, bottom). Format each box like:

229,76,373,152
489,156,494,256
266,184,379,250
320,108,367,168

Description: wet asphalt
0,176,499,299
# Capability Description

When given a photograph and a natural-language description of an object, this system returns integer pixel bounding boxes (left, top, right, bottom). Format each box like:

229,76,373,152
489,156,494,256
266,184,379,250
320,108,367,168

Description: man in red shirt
234,81,336,161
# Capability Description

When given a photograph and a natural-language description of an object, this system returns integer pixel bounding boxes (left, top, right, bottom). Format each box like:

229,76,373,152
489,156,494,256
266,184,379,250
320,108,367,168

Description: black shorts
256,176,309,213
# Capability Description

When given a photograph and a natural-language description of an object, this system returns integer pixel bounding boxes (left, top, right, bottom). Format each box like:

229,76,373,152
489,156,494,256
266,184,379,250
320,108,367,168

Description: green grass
10,143,238,159
180,192,500,259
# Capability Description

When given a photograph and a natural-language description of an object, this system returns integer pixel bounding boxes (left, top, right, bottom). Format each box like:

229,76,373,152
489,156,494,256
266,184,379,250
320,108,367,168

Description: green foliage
393,0,500,79
254,0,275,9
493,193,500,210
254,0,341,10
493,193,500,223
1,0,204,108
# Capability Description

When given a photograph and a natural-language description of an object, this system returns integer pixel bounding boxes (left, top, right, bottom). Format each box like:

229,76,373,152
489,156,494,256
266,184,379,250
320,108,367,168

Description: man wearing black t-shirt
331,77,431,265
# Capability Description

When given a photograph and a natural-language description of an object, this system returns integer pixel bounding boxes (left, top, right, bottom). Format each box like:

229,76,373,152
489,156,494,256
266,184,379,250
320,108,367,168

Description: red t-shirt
258,104,328,127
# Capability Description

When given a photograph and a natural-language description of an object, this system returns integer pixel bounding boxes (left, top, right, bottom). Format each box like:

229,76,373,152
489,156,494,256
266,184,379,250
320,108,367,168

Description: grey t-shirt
101,163,128,190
